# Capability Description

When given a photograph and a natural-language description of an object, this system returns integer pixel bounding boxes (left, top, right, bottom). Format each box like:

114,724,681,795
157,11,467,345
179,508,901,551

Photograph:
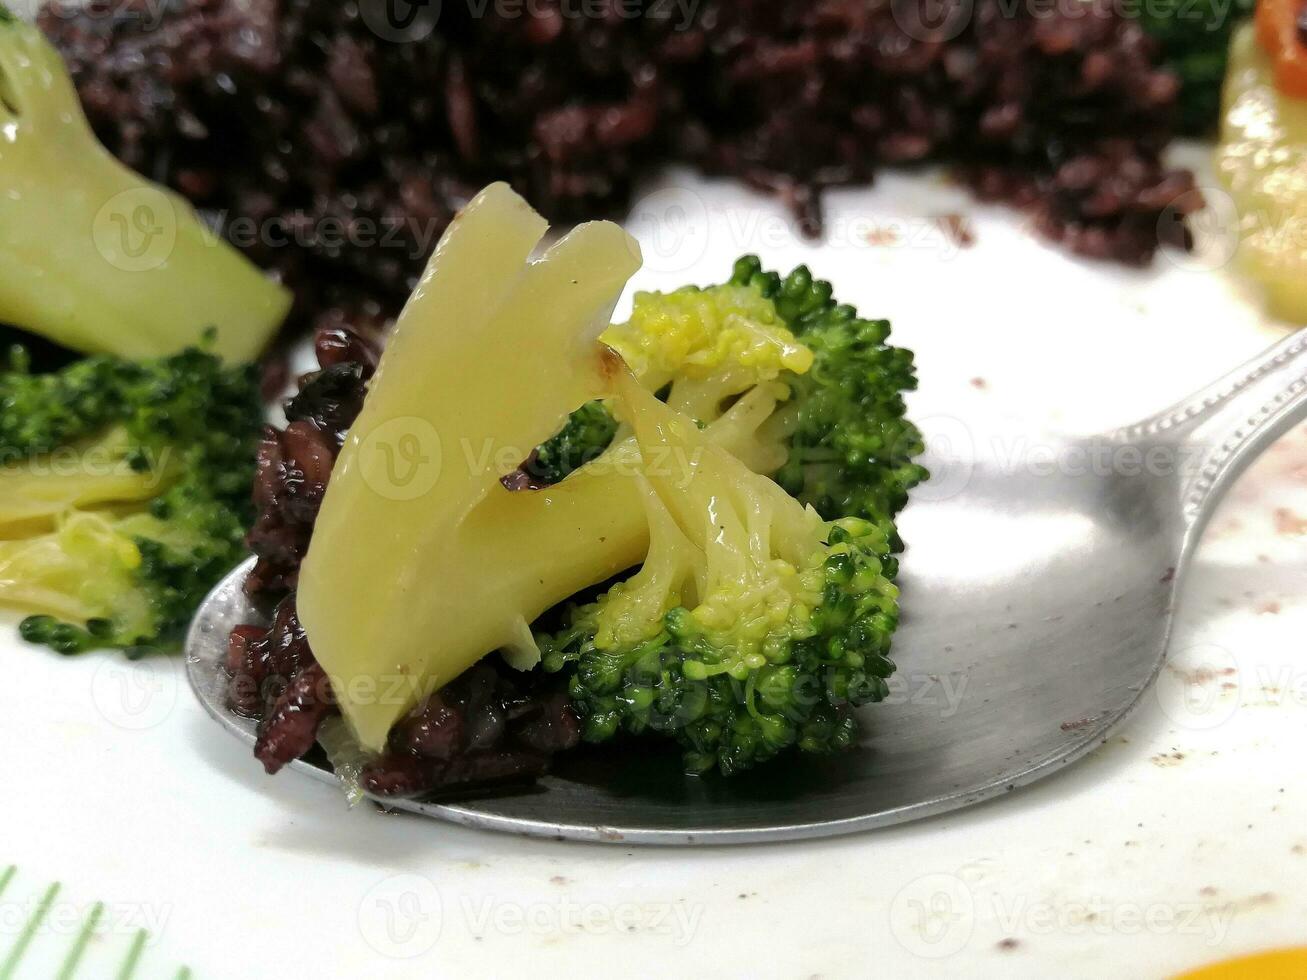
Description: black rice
41,0,1199,339
227,324,580,792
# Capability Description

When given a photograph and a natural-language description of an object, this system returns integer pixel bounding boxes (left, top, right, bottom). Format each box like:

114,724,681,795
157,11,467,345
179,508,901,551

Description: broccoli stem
296,184,644,751
0,12,290,361
459,381,792,654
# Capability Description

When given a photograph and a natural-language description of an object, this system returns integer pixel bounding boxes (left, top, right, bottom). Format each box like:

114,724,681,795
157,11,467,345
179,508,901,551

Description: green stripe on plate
114,928,147,980
0,880,61,980
54,901,103,980
0,865,191,980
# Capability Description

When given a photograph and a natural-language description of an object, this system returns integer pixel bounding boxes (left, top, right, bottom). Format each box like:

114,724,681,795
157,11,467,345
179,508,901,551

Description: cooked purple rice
42,0,1198,340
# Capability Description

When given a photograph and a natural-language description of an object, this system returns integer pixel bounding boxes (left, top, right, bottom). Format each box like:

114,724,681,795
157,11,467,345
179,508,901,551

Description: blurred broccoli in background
0,4,290,361
0,342,262,653
1134,0,1256,133
0,5,282,655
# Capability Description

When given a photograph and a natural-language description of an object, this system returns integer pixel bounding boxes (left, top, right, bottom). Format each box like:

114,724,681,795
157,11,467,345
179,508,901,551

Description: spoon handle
1124,328,1307,541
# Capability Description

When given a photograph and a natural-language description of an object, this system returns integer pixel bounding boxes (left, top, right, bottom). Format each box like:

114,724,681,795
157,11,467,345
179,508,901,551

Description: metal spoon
186,329,1307,844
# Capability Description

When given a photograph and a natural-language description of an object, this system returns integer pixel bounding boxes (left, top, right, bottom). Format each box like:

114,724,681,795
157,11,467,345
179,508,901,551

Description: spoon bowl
186,329,1307,843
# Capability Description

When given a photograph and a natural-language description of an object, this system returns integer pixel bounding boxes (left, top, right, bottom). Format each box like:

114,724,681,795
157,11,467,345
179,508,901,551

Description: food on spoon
295,182,643,752
231,184,925,793
526,259,924,538
539,371,901,775
0,6,290,362
0,345,262,653
1216,23,1307,322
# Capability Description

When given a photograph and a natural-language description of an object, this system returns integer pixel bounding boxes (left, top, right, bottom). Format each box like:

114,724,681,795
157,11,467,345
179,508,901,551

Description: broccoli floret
0,347,129,455
541,256,926,545
0,345,263,653
728,256,927,547
603,281,813,401
529,276,816,484
530,399,619,484
531,257,922,773
0,5,290,361
1132,0,1255,133
539,373,899,774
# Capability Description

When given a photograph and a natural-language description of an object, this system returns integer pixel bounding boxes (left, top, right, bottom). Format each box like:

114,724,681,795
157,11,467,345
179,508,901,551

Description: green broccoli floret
729,256,927,548
0,346,128,455
0,344,262,653
539,256,926,546
0,6,290,361
539,372,900,775
603,278,813,399
1132,0,1255,133
530,399,619,484
532,276,818,483
525,256,923,775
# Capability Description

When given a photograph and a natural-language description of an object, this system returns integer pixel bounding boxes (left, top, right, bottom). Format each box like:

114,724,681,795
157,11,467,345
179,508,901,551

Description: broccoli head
538,256,926,542
529,276,816,486
0,5,290,361
538,371,899,774
603,279,813,409
729,256,927,547
1132,0,1255,134
531,258,923,773
0,344,263,653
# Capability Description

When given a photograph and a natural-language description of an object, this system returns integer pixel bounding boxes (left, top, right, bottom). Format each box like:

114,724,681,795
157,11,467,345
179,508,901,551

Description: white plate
2,157,1305,978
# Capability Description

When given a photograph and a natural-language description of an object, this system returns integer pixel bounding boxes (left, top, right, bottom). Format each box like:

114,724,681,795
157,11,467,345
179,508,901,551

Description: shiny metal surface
186,329,1307,844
